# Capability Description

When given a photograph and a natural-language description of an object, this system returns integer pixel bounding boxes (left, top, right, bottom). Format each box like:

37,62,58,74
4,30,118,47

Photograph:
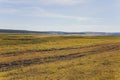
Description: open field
0,34,120,80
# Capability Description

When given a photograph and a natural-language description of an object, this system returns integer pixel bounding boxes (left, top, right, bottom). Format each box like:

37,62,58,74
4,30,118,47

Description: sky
0,0,120,32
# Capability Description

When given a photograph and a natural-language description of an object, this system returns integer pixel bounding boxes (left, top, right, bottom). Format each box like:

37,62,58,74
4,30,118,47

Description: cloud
40,0,87,5
0,0,90,5
23,7,92,21
0,7,96,21
0,8,18,14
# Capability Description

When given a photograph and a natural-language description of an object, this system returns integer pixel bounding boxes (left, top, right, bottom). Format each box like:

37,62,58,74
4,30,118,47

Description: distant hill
0,29,66,34
0,29,120,36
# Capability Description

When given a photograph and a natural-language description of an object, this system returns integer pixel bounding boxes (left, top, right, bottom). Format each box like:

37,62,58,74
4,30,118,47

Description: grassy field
0,34,120,80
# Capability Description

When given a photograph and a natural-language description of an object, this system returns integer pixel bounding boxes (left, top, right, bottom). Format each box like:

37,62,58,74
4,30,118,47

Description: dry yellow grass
0,34,120,80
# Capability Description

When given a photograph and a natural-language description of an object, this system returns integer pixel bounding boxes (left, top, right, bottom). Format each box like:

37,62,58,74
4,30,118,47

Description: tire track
0,43,120,72
1,42,120,57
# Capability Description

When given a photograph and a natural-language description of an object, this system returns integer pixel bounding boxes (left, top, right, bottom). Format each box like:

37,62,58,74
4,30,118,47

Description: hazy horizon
0,0,120,32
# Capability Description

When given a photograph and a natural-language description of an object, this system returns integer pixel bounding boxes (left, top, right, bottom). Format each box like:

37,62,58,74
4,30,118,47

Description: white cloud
0,8,18,14
0,7,96,21
0,0,90,5
23,7,92,21
40,0,87,5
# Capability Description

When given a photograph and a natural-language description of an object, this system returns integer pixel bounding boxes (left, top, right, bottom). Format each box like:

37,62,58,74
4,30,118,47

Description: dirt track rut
0,43,120,72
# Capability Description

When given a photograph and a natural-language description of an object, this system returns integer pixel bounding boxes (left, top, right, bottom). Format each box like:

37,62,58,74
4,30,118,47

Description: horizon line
0,28,120,33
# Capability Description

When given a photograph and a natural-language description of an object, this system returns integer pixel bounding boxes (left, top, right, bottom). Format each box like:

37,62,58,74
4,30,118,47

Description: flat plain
0,34,120,80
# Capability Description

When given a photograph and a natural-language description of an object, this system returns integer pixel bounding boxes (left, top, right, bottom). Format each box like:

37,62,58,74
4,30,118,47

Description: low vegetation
0,34,120,80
